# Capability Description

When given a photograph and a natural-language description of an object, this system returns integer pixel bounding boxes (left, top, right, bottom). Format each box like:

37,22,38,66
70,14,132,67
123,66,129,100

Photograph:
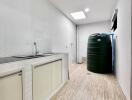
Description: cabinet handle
0,71,22,79
34,59,62,69
18,73,22,76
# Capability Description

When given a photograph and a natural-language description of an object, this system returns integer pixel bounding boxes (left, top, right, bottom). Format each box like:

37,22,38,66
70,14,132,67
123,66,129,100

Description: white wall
51,15,76,64
77,21,111,63
0,0,33,57
115,0,131,99
0,0,76,64
131,72,132,100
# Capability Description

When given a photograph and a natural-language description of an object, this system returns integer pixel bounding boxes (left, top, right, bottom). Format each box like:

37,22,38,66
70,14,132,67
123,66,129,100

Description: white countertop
0,53,69,100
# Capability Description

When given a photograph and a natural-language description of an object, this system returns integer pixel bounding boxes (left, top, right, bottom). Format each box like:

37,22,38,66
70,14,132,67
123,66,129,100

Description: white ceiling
49,0,117,25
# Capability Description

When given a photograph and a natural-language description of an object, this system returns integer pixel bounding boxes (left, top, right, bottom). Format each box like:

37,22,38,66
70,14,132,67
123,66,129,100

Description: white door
0,72,23,100
51,60,62,91
33,63,52,100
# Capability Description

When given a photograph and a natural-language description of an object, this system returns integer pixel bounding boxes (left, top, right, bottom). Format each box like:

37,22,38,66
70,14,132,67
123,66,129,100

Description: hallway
51,64,126,100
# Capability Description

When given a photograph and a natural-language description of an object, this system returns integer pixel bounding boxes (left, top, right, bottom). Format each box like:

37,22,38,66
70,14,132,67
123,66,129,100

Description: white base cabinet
0,72,23,100
33,62,52,100
51,60,62,91
33,59,62,100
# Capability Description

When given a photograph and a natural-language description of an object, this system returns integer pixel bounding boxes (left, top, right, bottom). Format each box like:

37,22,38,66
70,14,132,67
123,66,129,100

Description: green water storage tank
87,33,112,73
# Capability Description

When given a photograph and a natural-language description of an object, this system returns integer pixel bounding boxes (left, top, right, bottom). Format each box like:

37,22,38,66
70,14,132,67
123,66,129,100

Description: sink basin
27,55,45,57
13,54,48,59
42,53,57,56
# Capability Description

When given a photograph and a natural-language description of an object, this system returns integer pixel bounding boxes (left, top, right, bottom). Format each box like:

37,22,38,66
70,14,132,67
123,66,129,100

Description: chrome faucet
33,42,39,56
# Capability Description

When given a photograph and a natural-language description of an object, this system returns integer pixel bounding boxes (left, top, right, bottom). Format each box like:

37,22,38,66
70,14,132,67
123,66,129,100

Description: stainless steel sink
42,52,57,56
13,54,49,59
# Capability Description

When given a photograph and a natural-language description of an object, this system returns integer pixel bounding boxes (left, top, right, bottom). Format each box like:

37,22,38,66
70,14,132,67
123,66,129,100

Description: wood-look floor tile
51,64,126,100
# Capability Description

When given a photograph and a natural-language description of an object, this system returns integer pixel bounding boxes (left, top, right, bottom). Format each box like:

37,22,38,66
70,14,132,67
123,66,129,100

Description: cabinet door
33,63,52,100
0,72,23,100
52,60,62,91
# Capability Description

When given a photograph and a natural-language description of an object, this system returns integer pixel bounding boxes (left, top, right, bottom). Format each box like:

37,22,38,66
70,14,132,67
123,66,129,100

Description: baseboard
116,79,127,100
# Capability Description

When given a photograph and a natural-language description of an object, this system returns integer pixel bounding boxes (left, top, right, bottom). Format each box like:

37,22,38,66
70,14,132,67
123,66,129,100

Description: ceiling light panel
71,11,86,20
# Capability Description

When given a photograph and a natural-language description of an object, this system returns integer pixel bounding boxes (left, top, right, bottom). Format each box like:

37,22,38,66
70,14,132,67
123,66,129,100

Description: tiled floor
51,64,126,100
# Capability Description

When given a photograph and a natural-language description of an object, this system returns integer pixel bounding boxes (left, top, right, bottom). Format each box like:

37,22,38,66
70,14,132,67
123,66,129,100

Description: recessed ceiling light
85,8,90,12
71,11,86,20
